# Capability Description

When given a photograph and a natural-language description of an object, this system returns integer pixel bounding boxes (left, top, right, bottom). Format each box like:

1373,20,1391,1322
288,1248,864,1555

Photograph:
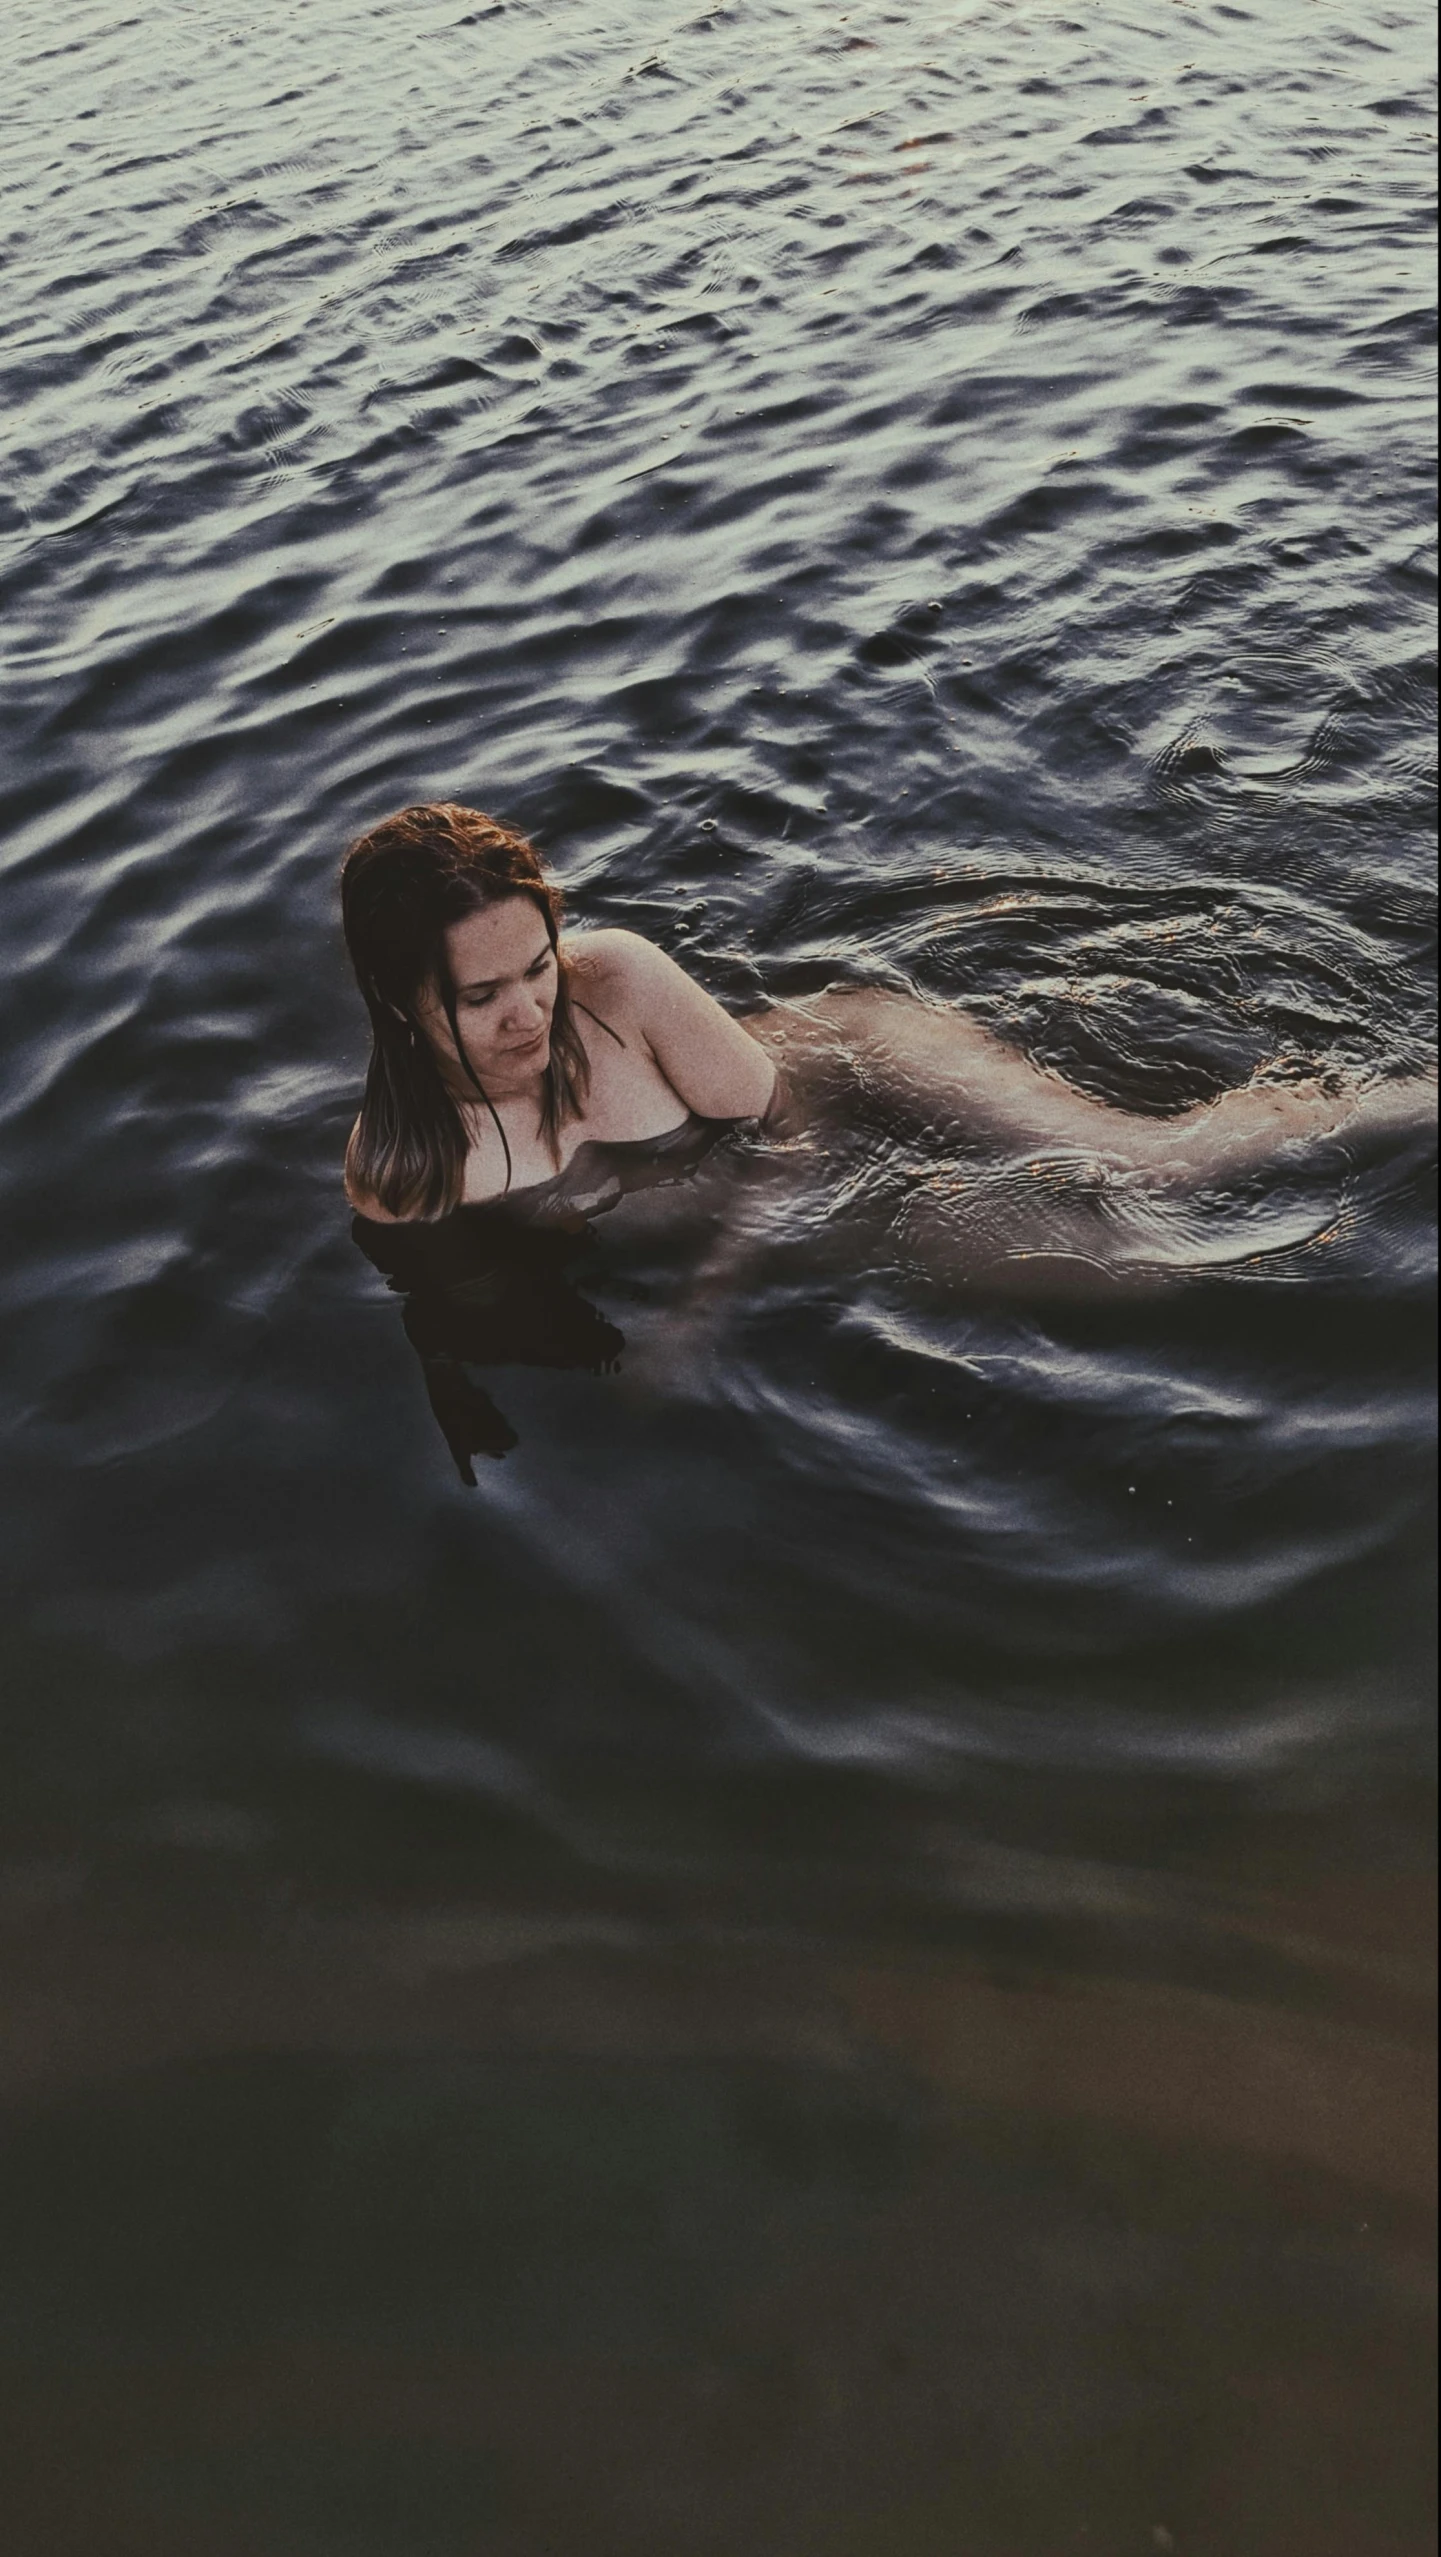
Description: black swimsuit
352,1109,727,1254
474,1110,724,1227
350,1112,743,1479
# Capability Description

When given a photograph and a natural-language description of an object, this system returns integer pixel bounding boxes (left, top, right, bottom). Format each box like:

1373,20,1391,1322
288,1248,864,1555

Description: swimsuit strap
572,997,627,1049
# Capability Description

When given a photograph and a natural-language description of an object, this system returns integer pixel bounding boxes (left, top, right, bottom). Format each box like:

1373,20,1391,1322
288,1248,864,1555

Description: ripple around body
0,0,1434,1823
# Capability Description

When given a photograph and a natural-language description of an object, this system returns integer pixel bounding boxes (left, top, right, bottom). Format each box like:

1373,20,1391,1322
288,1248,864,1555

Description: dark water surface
2,1,1436,2550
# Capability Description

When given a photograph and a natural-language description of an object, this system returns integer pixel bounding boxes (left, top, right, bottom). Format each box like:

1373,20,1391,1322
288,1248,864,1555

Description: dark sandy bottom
2,1805,1432,2557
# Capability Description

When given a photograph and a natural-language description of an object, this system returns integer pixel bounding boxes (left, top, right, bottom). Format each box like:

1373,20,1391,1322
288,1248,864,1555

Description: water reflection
354,1211,622,1478
350,1114,736,1476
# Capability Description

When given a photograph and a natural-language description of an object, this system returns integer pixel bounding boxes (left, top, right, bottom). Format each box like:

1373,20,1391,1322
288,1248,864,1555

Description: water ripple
0,0,1433,1804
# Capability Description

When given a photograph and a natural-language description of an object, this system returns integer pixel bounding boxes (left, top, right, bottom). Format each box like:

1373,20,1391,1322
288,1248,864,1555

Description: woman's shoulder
561,925,665,999
564,928,711,1038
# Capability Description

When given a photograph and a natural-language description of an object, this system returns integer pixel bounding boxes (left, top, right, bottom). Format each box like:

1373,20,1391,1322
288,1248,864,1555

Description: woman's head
340,803,590,1219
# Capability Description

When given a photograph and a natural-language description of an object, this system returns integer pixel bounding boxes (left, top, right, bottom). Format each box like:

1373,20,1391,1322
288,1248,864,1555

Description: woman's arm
570,931,777,1121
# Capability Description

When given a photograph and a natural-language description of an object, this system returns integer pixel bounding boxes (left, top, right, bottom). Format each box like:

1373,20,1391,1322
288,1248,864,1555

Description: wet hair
340,803,593,1220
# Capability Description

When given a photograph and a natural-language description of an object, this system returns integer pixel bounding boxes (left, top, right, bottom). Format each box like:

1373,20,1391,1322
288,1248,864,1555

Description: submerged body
348,913,1431,1250
348,919,775,1216
339,803,1435,1475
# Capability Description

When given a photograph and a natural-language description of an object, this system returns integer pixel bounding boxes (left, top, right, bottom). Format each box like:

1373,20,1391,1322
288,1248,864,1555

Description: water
1,2,1435,2549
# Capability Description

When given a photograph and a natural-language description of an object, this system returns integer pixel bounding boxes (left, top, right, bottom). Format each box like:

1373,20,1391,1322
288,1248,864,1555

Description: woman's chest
460,1032,686,1200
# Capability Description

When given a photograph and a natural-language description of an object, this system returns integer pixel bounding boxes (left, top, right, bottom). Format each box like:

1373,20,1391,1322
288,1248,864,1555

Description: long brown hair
340,803,593,1220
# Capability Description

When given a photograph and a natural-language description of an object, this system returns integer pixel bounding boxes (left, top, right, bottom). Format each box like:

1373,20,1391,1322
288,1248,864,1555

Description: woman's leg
747,990,1436,1183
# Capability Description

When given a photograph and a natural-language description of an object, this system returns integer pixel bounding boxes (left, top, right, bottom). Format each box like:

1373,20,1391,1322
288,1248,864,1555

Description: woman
341,802,1434,1478
341,800,1428,1228
342,802,775,1225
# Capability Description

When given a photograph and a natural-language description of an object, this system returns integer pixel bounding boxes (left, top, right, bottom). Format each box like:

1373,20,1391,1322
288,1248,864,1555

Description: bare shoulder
562,928,696,1041
562,926,673,1005
564,927,775,1119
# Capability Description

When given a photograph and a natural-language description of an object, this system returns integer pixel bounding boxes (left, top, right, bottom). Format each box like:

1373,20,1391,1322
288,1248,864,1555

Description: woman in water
342,799,1424,1225
341,802,1433,1476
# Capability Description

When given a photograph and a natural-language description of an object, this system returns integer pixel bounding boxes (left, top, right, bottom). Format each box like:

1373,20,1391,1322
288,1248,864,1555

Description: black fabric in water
352,1113,733,1476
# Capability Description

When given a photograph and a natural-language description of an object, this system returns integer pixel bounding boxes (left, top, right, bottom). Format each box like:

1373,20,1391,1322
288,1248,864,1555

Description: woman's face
416,894,559,1096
